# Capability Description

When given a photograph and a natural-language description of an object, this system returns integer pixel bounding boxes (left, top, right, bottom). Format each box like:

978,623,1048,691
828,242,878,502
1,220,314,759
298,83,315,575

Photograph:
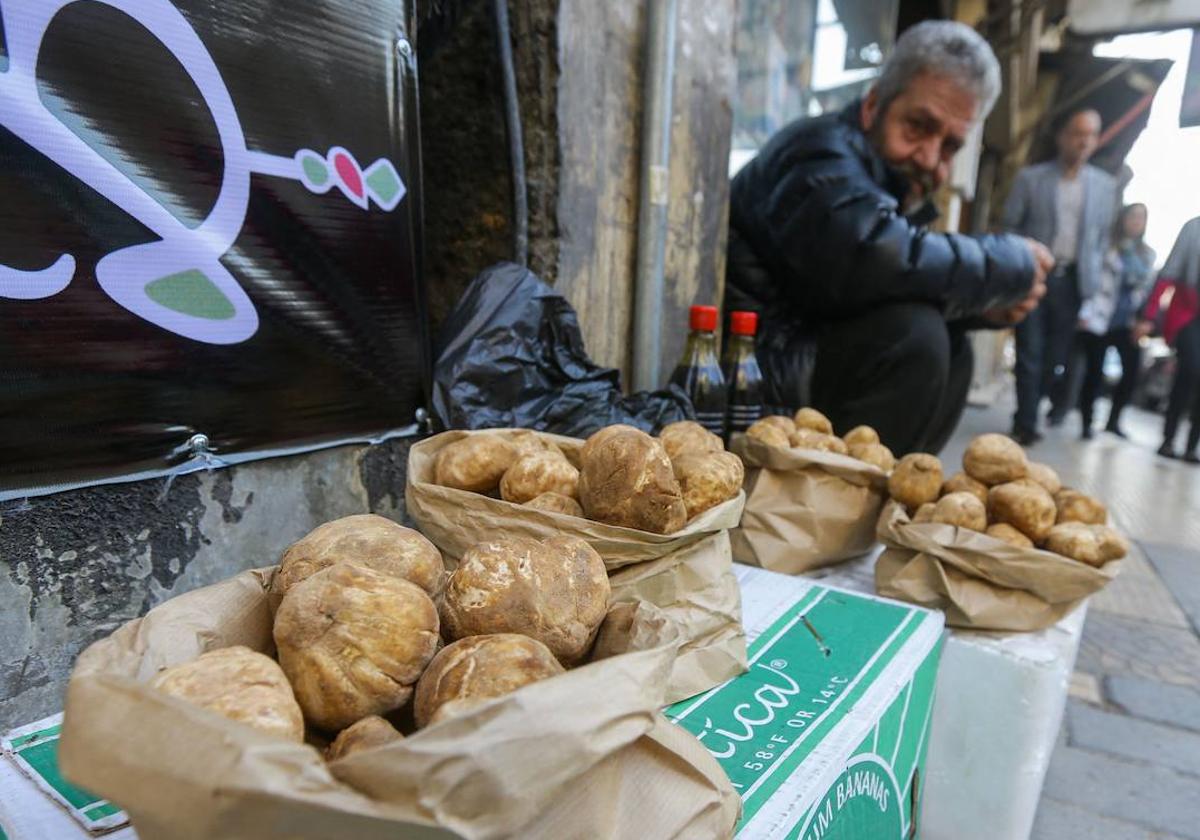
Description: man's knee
873,303,952,385
815,302,952,405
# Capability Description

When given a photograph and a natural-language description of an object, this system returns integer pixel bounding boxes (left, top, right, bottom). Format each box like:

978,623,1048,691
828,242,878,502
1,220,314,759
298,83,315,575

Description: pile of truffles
889,434,1127,567
432,423,743,535
149,513,612,760
745,407,896,473
435,431,583,515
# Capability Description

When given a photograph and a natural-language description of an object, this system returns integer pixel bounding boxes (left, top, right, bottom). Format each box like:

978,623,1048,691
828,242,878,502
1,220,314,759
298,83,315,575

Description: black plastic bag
755,322,817,416
432,263,694,436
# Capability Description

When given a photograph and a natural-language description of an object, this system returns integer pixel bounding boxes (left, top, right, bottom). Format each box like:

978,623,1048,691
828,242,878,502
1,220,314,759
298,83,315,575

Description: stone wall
0,438,412,730
419,0,560,327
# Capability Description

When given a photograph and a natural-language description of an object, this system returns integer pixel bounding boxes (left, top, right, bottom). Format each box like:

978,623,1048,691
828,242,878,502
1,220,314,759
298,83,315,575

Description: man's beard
867,121,937,214
895,165,937,214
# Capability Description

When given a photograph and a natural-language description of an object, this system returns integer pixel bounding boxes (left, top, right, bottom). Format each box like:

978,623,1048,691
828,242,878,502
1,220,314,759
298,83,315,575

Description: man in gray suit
1004,108,1116,445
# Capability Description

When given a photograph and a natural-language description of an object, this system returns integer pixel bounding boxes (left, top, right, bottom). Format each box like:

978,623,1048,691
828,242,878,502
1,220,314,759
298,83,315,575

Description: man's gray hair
872,20,1002,118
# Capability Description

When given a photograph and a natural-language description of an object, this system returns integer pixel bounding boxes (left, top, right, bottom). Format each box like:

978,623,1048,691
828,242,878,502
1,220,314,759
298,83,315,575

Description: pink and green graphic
0,0,407,344
295,147,405,210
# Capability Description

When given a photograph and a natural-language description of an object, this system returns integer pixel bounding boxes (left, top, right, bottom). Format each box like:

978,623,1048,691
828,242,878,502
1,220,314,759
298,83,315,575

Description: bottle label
727,405,763,433
694,411,726,436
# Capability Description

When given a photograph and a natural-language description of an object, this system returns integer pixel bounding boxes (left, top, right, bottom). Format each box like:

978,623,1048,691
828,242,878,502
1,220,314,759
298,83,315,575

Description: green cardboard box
1,714,128,834
668,565,944,839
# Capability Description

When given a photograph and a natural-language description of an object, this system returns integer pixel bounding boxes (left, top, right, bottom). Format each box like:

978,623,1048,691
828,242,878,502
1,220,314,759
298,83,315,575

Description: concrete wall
553,0,645,379
1067,0,1200,35
555,0,737,383
0,439,412,731
658,1,737,387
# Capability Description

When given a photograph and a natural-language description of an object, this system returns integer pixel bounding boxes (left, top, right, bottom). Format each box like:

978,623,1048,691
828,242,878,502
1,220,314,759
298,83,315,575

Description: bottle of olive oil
669,305,728,437
722,310,764,436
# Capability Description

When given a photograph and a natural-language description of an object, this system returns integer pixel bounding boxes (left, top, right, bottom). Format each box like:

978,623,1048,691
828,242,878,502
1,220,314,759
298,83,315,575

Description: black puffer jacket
726,102,1034,408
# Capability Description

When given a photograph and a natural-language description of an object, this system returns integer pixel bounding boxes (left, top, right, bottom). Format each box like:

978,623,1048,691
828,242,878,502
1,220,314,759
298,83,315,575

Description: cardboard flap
608,532,748,703
516,714,742,839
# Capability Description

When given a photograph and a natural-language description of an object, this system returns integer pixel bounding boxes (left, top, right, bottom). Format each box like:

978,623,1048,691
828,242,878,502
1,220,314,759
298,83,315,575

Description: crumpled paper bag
874,500,1121,631
406,429,744,569
729,433,887,574
608,530,747,702
59,567,740,840
406,429,748,702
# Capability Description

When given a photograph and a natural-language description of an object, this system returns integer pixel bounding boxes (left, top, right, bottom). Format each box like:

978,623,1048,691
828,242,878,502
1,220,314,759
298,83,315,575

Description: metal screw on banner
168,433,214,462
414,407,432,435
187,433,211,457
396,36,413,59
159,432,226,503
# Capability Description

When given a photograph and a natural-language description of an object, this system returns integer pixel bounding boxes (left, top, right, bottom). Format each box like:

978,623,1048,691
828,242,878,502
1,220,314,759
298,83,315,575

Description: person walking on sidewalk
1004,109,1117,446
1075,203,1156,439
1137,215,1200,462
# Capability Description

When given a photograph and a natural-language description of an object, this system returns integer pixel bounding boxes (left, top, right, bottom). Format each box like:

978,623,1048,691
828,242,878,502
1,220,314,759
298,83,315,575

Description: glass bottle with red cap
722,310,763,436
669,305,727,436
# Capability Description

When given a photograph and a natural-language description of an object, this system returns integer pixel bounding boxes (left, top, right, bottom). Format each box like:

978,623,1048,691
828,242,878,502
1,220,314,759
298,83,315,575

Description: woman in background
1137,214,1200,462
1077,204,1156,439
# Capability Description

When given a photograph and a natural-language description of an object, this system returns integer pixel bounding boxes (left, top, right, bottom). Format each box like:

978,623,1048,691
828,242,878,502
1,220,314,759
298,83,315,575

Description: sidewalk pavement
943,398,1200,840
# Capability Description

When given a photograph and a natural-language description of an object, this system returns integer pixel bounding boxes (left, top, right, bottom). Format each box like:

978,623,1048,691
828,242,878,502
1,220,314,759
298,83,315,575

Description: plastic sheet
431,263,693,436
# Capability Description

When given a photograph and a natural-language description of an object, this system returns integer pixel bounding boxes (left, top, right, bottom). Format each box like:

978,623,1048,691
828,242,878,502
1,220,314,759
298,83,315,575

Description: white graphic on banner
0,0,407,344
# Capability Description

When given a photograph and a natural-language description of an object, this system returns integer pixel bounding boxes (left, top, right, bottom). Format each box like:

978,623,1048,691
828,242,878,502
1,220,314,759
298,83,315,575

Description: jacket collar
1050,158,1094,183
840,100,937,224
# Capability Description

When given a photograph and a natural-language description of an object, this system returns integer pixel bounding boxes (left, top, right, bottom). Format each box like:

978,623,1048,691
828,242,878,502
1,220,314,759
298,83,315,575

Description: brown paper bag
729,433,887,574
406,429,745,569
874,500,1121,631
608,531,747,704
59,567,740,840
406,428,748,700
517,715,742,839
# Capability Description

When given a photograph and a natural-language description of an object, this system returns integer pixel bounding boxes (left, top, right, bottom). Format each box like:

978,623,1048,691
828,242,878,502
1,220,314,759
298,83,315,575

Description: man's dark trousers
1013,265,1081,434
810,302,974,456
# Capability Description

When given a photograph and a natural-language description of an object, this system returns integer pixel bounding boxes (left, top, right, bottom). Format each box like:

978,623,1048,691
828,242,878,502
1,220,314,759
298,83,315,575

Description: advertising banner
0,0,426,496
